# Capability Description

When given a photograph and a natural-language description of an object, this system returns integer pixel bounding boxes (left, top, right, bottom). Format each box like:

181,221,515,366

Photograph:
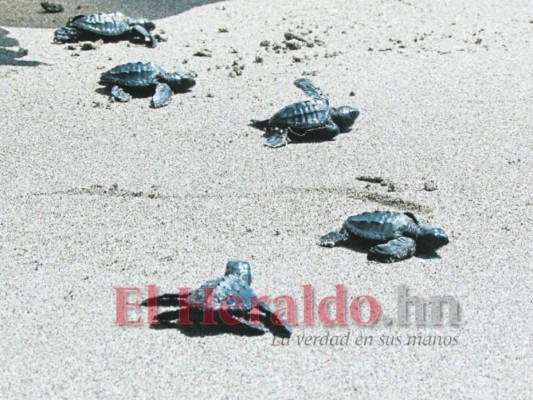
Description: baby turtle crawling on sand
54,12,157,47
320,211,449,263
142,260,292,337
99,62,196,108
250,78,359,147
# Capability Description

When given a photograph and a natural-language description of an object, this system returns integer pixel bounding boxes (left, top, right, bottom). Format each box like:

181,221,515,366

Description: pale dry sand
0,0,532,398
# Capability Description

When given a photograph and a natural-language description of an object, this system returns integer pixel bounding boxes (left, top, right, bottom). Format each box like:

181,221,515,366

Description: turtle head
225,260,252,285
54,27,84,43
331,106,359,132
143,20,156,32
133,18,155,32
416,227,449,250
165,72,196,93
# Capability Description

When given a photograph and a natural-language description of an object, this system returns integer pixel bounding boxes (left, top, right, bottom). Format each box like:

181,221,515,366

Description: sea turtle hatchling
320,211,449,263
250,77,360,147
99,62,196,108
54,12,157,47
142,260,293,337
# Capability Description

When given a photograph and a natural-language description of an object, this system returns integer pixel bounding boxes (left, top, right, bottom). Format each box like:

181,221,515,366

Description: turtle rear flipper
111,85,132,102
265,130,288,148
258,301,293,338
368,236,416,263
294,77,328,102
151,83,173,108
319,230,350,247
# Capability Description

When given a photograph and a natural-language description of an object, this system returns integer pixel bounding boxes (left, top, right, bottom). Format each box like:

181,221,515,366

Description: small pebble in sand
424,180,438,191
80,40,102,51
219,27,229,33
285,40,302,50
357,176,385,184
324,50,341,58
272,42,283,51
284,31,308,43
40,2,64,13
229,60,245,77
194,49,212,57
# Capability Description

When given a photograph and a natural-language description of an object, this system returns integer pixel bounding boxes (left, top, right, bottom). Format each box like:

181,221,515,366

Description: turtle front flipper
368,236,416,263
319,230,350,247
258,301,293,337
54,27,86,43
151,83,173,108
294,77,328,101
265,129,288,148
111,85,132,102
130,24,157,47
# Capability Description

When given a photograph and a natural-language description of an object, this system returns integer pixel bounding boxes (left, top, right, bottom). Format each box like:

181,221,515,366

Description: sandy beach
1,0,531,398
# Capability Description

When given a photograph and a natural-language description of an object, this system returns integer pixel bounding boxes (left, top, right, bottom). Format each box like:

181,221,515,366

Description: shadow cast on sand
150,318,268,338
330,236,443,261
95,85,194,101
283,128,352,145
141,295,291,338
0,0,225,29
249,122,352,145
0,28,44,66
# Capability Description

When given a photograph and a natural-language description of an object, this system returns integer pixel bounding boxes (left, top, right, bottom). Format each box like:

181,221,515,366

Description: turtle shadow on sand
256,127,353,145
333,236,443,261
141,295,291,338
95,85,162,99
95,82,194,99
0,28,44,66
